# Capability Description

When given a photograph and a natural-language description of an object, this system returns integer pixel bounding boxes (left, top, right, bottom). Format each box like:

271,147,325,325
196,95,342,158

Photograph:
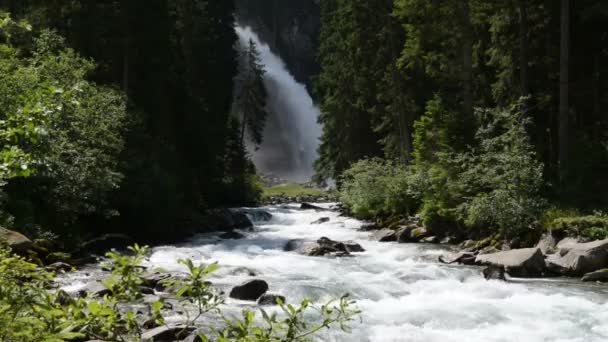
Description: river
59,203,608,341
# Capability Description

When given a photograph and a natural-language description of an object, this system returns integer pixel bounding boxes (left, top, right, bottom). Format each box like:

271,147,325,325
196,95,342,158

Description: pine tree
234,39,268,148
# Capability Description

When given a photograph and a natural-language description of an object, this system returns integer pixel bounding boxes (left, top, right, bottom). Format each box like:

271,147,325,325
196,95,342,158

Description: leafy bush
1,16,127,233
457,104,547,238
339,158,417,219
411,98,547,239
544,211,608,240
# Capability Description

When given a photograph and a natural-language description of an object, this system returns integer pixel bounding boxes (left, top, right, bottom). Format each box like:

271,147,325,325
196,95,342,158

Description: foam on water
59,204,608,341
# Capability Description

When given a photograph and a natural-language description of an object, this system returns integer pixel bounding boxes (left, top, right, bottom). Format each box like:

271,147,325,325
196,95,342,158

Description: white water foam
140,205,608,342
235,26,322,182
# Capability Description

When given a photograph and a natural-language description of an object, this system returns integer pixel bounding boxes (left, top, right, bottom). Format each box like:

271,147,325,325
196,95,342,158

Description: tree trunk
559,0,570,183
460,1,474,119
518,0,530,98
592,53,601,123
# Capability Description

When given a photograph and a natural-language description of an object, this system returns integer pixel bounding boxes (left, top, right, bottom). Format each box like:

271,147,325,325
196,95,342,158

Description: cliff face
235,0,320,90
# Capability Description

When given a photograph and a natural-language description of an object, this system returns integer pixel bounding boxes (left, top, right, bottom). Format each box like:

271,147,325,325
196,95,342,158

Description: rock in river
545,239,608,276
581,269,608,282
475,247,546,277
311,217,330,225
229,279,269,301
257,294,286,306
372,229,397,242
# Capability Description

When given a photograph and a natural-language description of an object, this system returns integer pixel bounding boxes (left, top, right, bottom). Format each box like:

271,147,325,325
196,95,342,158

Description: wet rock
396,226,415,243
229,279,269,301
142,325,196,342
439,252,477,265
358,223,379,232
257,294,286,306
483,266,506,281
140,286,155,295
0,228,34,254
581,269,608,282
440,236,455,245
475,248,546,277
46,262,72,273
204,209,254,232
343,241,365,253
79,282,112,298
241,209,273,222
311,217,330,225
409,227,429,241
143,272,173,289
545,239,608,276
300,203,324,210
421,236,438,244
285,237,362,257
372,229,397,242
284,239,319,255
78,234,133,256
219,231,246,240
537,233,558,255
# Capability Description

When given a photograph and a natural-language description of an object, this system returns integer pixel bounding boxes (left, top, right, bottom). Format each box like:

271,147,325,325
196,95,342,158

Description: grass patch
263,183,326,198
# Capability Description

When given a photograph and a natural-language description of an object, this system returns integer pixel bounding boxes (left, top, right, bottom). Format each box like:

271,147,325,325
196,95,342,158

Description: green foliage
544,210,608,241
216,295,360,342
0,243,360,342
235,38,268,147
102,244,149,302
339,158,417,219
457,103,547,238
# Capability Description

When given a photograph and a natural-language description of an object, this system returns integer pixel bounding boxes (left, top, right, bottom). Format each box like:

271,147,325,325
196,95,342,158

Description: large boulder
396,226,415,243
204,209,254,232
372,229,397,242
229,279,269,301
537,233,558,255
300,203,324,210
0,228,34,254
439,252,477,265
581,269,608,282
475,248,546,277
545,239,608,276
284,239,319,255
285,237,364,257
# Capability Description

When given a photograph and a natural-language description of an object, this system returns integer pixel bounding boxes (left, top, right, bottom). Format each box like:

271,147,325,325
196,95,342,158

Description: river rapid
60,203,608,341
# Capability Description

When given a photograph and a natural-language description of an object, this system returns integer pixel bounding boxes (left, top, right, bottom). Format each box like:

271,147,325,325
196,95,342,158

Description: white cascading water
57,204,608,341
235,26,322,182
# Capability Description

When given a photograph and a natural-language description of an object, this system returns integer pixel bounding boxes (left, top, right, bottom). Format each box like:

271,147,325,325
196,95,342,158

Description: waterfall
235,26,322,183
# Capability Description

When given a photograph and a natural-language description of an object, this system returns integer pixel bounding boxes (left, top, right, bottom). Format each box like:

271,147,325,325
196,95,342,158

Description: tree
234,38,268,148
559,0,570,184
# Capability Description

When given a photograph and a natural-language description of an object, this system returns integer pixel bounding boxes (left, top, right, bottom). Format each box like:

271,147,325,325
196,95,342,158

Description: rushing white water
235,26,322,182
139,205,608,342
56,205,608,341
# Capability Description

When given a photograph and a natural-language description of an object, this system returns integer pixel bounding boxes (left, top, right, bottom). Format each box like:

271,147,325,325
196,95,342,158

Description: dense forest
0,0,265,245
317,0,608,243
